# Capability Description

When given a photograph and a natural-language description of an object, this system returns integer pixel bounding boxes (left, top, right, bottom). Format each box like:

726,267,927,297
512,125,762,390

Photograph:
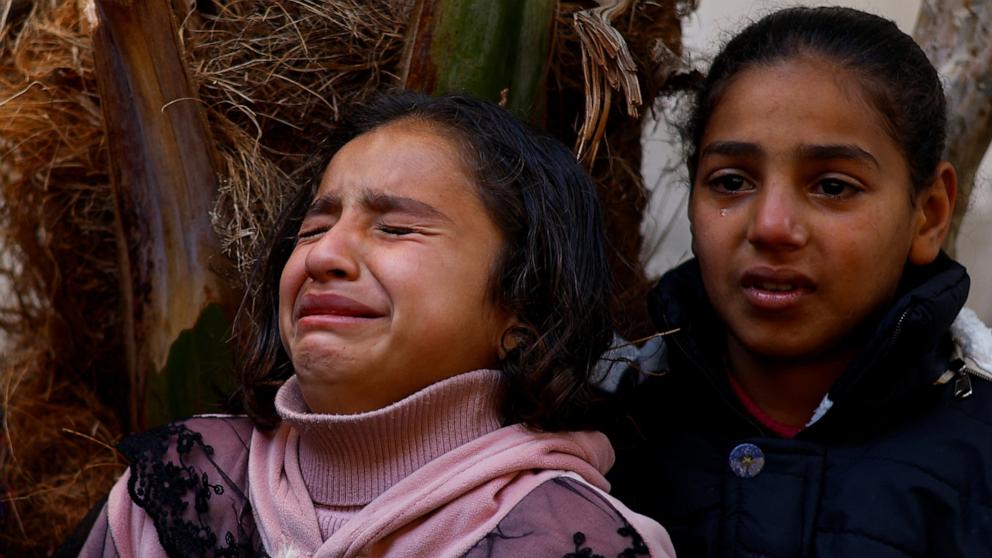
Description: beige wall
642,0,992,323
956,151,992,321
683,0,919,46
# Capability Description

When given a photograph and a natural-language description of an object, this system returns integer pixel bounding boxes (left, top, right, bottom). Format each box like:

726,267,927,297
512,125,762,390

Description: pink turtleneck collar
275,369,505,508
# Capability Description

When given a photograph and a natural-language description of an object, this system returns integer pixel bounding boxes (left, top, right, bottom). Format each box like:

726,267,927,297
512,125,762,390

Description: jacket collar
827,252,969,401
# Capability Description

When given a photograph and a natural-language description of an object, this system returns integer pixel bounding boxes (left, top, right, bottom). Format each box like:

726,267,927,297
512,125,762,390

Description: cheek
383,249,429,281
837,212,914,269
277,252,307,342
690,218,730,266
688,195,730,255
690,208,745,305
420,246,501,329
688,202,702,254
694,238,732,306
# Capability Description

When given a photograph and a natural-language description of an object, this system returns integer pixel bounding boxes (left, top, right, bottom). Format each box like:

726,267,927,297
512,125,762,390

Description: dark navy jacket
608,254,992,557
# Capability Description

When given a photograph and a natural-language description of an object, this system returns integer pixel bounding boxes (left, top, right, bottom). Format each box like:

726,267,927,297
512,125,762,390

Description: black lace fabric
118,418,267,558
464,477,651,558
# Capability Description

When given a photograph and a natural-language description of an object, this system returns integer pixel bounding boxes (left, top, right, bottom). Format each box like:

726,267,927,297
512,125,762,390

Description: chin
291,345,355,377
733,330,833,363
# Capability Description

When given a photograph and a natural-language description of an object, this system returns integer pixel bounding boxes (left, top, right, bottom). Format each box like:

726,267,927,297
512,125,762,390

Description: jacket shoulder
463,476,672,558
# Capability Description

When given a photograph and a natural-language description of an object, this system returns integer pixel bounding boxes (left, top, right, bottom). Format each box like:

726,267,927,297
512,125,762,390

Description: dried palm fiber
0,1,125,553
553,0,695,339
0,0,413,552
184,0,415,278
1,350,122,554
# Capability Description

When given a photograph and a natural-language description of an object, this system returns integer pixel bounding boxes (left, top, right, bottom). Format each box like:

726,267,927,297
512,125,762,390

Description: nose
746,182,808,251
303,219,361,281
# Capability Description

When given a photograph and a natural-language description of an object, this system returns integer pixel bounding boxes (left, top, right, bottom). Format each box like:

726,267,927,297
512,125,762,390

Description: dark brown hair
233,92,614,431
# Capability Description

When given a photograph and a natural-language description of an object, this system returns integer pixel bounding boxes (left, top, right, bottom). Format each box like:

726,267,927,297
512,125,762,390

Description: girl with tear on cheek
607,7,992,558
66,93,676,558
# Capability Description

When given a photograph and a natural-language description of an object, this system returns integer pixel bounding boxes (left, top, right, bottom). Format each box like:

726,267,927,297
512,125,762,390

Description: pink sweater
77,370,676,557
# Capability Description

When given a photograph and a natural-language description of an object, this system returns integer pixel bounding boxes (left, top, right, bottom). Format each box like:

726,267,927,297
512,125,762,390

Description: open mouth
740,268,815,309
751,281,797,292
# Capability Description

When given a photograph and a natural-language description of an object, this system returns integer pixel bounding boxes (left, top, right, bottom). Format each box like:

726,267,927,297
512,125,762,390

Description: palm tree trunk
401,0,557,121
91,0,236,430
914,0,992,255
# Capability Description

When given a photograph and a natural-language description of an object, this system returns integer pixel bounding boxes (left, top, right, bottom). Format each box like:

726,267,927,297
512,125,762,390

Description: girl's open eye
706,173,753,194
811,177,861,198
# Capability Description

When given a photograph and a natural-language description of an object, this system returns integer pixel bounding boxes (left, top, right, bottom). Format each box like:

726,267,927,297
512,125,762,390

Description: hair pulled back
235,92,613,432
685,6,947,192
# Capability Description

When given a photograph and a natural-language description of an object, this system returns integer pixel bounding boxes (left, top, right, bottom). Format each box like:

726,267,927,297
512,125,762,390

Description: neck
726,334,857,428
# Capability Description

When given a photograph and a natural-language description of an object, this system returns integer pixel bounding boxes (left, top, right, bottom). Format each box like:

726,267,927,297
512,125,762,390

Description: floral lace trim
118,422,268,557
564,520,650,558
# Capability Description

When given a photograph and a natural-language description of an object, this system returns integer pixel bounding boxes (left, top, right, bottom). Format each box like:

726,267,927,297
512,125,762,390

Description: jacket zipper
843,308,911,393
877,308,911,365
938,345,992,399
930,304,992,398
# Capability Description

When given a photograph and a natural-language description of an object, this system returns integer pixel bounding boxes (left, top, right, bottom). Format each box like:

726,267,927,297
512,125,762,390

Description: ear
908,161,957,265
495,314,521,359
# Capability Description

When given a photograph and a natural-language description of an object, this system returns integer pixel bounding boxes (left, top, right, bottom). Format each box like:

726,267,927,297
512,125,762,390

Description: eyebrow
700,141,764,159
363,190,452,222
305,194,341,218
700,140,879,168
304,189,452,222
798,143,879,168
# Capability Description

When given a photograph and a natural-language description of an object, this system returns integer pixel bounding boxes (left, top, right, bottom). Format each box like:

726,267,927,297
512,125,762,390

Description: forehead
317,121,476,201
705,59,899,157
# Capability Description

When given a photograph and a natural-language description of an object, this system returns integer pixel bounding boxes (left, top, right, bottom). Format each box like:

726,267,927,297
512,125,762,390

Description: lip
739,266,816,311
295,293,386,324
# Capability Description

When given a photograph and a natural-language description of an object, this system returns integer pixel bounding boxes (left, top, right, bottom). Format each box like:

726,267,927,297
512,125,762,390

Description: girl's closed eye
296,226,329,242
376,223,420,236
